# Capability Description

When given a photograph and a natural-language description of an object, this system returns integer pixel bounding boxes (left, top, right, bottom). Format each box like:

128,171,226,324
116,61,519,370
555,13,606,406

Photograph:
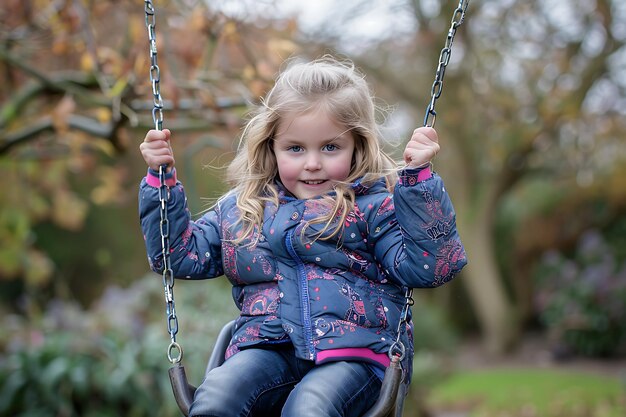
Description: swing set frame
143,1,470,416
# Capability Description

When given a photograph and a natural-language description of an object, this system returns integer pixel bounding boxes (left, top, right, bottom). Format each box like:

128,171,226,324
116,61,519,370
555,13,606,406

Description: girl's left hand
403,127,440,168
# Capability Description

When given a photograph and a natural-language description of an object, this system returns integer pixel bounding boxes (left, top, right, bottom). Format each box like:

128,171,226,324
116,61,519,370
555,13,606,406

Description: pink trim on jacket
417,166,432,182
146,168,177,187
316,348,391,369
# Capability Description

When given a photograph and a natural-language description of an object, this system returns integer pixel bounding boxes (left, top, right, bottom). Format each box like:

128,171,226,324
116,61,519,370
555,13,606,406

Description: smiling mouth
302,180,327,185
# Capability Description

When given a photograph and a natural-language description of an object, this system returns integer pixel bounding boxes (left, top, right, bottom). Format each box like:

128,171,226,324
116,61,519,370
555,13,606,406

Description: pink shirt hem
316,348,391,369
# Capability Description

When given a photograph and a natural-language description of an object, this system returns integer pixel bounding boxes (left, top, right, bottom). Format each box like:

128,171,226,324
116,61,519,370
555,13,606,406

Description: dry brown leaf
52,95,76,134
52,189,89,231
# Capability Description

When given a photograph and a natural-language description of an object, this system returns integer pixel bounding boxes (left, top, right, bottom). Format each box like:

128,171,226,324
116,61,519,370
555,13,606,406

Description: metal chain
389,287,414,361
145,0,182,364
391,0,470,361
159,169,182,364
145,0,164,131
423,0,471,128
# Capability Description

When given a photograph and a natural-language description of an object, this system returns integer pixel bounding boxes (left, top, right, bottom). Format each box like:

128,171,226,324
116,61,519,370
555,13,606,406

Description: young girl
139,56,466,417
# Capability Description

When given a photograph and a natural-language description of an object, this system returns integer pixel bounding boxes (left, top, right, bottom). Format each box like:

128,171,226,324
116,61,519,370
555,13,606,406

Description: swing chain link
145,0,182,364
145,0,164,131
158,170,182,364
389,287,414,361
423,0,470,128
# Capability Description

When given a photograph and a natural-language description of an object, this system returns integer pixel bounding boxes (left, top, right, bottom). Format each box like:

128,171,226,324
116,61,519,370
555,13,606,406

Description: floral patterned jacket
139,165,466,372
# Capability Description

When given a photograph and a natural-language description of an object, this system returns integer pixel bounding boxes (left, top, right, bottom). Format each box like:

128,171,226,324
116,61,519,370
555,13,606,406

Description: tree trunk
441,132,520,355
458,218,519,354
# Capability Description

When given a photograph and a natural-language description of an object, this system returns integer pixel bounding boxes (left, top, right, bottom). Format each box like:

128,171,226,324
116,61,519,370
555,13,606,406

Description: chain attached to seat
389,287,415,363
392,0,470,374
145,0,182,365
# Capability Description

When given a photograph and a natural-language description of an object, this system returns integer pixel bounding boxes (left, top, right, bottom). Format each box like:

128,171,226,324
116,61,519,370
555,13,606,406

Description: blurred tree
446,0,625,352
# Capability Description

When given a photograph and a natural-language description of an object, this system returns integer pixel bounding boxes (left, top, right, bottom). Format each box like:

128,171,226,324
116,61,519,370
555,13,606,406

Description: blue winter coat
139,166,466,372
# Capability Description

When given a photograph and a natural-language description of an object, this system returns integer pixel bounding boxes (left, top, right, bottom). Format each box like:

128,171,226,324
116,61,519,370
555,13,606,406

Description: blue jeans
189,344,382,417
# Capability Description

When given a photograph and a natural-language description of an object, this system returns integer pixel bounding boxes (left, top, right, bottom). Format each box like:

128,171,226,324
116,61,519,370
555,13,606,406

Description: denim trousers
189,344,382,417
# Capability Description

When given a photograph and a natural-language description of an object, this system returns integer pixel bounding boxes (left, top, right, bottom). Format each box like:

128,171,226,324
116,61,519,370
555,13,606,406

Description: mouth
301,180,327,185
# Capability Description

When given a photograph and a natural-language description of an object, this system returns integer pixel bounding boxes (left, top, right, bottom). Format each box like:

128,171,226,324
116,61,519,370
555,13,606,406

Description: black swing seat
169,320,407,417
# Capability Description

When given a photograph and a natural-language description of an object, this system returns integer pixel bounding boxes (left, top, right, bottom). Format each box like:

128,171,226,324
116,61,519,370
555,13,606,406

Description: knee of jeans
281,364,382,417
188,371,243,417
282,397,341,417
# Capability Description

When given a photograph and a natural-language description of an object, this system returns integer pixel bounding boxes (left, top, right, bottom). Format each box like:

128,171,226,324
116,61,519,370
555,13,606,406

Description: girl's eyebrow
275,127,354,144
331,128,354,141
321,128,355,143
275,137,305,145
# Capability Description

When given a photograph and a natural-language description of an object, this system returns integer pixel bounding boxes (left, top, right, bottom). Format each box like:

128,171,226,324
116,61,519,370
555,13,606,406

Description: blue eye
323,144,337,151
288,145,303,152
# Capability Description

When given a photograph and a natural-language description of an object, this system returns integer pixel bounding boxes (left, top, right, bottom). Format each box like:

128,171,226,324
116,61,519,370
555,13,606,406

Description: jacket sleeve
138,173,224,279
369,167,467,288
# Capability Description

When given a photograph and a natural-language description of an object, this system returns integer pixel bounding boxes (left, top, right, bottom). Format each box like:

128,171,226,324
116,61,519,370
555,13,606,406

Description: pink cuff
417,166,432,182
145,168,177,188
398,165,432,186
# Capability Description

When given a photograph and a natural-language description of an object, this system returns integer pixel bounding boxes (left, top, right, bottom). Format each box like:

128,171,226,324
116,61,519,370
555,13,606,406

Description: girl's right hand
139,129,175,172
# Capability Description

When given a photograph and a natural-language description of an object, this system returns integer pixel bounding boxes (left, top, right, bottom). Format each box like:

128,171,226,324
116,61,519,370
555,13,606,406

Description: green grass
427,368,626,417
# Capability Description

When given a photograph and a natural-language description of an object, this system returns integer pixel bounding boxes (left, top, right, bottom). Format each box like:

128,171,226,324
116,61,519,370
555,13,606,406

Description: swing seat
169,320,407,417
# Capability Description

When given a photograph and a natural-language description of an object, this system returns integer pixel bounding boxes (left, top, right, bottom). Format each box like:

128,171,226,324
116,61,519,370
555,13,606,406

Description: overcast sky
207,0,419,48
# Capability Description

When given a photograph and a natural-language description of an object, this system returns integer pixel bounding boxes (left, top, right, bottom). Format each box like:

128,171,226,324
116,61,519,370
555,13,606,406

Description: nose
304,152,322,171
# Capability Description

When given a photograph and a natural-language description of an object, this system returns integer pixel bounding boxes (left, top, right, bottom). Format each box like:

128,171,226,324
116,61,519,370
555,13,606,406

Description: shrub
0,277,176,417
534,230,626,357
0,275,237,417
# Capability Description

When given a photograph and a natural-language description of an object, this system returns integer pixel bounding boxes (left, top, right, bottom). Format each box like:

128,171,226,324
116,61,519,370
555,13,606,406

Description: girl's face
273,108,355,199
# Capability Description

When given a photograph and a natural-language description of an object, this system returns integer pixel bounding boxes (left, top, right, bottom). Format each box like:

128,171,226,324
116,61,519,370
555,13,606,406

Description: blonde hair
226,55,398,245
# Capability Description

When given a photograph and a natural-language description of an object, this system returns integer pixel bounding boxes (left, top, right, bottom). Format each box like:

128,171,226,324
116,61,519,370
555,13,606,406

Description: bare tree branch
0,115,117,154
0,46,107,107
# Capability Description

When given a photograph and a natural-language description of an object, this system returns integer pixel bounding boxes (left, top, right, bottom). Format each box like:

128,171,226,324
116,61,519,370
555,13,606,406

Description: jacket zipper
285,230,315,360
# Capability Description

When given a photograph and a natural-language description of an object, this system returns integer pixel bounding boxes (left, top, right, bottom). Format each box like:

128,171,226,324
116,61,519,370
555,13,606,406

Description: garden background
1,1,625,416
